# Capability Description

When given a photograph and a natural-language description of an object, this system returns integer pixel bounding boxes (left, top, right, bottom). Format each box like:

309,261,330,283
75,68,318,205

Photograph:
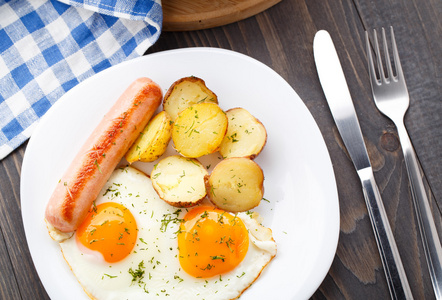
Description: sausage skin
45,78,162,232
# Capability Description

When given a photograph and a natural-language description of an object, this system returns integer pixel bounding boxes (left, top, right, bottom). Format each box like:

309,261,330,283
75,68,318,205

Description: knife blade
313,30,413,300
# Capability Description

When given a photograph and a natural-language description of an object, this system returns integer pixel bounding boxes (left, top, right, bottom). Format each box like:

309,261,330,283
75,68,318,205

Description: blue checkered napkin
62,0,162,22
0,0,162,160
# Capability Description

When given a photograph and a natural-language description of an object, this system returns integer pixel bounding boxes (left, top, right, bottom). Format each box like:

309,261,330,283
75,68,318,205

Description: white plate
21,48,339,300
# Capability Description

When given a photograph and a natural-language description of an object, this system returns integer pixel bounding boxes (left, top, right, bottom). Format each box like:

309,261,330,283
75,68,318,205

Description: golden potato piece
164,77,218,121
219,108,267,159
206,158,264,212
125,111,173,163
172,103,228,158
151,155,208,207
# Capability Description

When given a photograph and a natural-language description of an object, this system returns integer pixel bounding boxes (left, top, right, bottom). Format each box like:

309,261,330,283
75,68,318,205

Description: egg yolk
178,206,249,278
76,202,137,263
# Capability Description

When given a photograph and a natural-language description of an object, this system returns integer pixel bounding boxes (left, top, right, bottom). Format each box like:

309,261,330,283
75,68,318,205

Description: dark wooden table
1,0,441,299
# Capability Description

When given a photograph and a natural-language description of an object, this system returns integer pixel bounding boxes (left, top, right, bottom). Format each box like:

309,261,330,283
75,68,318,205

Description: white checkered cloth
0,0,162,160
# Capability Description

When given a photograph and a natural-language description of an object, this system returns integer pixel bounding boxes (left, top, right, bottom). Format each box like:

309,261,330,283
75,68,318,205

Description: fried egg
60,166,276,300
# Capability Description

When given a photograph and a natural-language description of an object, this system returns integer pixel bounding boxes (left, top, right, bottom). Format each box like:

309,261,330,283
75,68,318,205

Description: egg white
60,166,276,300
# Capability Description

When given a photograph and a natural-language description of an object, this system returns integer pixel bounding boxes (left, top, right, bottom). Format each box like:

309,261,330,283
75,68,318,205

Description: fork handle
358,168,414,300
396,121,442,299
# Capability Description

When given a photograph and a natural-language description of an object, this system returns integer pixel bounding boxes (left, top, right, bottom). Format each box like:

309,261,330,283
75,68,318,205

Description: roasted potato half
172,103,228,158
164,77,218,121
125,111,173,163
206,157,264,212
151,155,208,207
219,108,267,159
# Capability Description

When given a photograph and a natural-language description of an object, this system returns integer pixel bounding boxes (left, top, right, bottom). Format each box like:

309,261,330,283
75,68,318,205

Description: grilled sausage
45,78,162,233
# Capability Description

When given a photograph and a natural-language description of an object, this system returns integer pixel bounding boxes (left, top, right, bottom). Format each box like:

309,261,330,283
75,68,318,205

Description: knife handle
358,168,414,300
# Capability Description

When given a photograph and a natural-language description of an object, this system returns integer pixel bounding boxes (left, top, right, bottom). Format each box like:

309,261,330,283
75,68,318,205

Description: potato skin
172,103,228,158
206,157,264,212
125,111,173,163
163,76,218,121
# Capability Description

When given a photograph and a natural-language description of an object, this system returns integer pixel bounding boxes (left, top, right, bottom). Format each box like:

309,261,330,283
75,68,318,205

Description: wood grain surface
162,0,282,31
1,0,441,299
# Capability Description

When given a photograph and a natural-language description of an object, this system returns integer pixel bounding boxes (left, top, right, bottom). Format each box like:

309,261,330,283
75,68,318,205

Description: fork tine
381,28,394,82
373,29,386,83
389,26,405,81
365,31,379,85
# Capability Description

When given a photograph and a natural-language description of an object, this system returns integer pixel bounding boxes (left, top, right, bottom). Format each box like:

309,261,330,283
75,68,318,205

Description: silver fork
366,26,442,299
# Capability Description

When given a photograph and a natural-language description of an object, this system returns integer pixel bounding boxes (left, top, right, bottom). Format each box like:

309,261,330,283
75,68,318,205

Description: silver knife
313,30,413,300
